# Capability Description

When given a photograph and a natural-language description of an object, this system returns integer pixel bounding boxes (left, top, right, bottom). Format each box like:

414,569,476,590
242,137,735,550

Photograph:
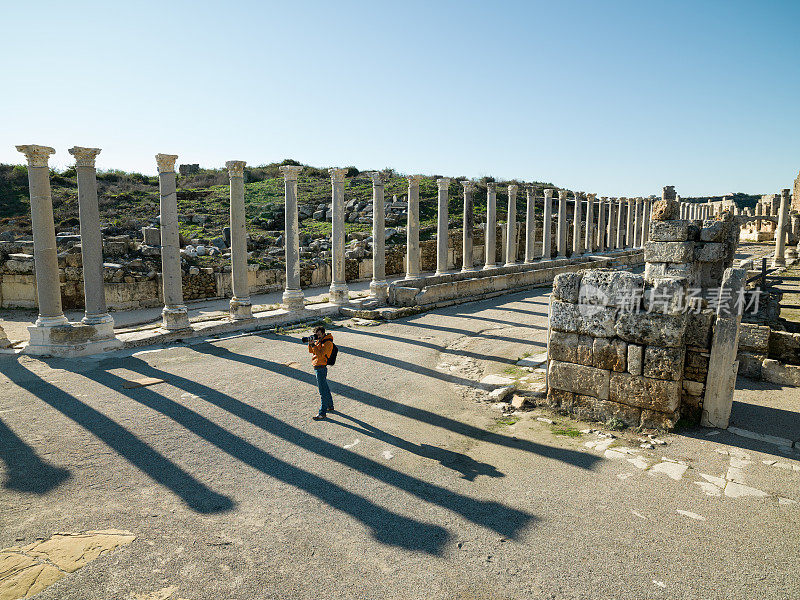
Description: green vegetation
493,415,520,428
551,426,582,438
605,417,627,431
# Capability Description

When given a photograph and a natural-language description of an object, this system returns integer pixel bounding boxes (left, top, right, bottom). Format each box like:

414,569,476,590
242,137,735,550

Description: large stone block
650,199,680,221
548,360,610,400
546,387,575,411
593,337,627,372
700,221,725,242
576,305,618,338
644,241,695,264
685,312,714,348
738,323,770,353
579,269,644,309
649,220,692,242
549,331,578,363
615,312,687,348
643,345,686,381
640,409,681,430
736,352,764,379
642,276,688,315
552,272,581,303
695,242,725,262
550,299,580,333
609,372,681,413
571,395,642,428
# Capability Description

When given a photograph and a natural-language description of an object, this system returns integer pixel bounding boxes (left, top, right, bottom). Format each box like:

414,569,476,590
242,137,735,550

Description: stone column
328,168,349,304
557,190,568,257
542,188,553,259
435,178,450,274
632,197,642,247
615,198,625,249
155,154,190,330
406,175,422,278
15,145,68,328
607,198,615,249
625,198,636,248
755,203,762,233
226,160,252,319
69,146,113,327
505,185,518,265
525,186,536,263
368,171,388,300
279,165,304,310
484,182,497,268
462,180,475,271
572,192,583,256
584,193,595,253
642,197,652,244
596,196,606,252
773,189,790,267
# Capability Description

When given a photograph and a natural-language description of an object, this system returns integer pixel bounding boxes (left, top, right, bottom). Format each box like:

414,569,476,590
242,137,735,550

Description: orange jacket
309,333,334,367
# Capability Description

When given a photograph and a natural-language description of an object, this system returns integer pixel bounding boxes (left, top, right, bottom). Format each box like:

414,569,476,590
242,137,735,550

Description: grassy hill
0,159,556,241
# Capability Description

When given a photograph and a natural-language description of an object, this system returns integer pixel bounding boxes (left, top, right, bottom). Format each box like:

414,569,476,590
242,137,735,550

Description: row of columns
679,201,713,220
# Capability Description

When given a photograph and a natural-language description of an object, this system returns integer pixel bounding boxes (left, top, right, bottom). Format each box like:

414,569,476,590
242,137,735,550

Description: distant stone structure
794,170,800,212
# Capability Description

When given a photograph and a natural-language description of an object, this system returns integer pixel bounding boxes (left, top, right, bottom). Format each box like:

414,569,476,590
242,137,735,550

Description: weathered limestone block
577,305,617,338
643,345,686,381
644,241,695,263
548,359,610,400
738,323,770,354
549,331,578,363
682,379,705,396
651,198,680,221
700,221,725,242
552,272,581,303
649,220,692,242
579,269,644,308
576,335,594,366
627,344,643,375
640,409,680,430
684,350,710,381
391,286,419,307
695,242,725,262
593,337,627,371
761,359,800,386
736,352,764,379
546,387,575,411
571,395,641,428
550,299,580,333
642,276,688,314
615,312,686,348
609,372,681,413
685,312,714,348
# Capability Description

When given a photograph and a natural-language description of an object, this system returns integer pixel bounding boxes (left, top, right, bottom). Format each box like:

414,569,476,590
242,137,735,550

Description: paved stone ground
1,288,799,600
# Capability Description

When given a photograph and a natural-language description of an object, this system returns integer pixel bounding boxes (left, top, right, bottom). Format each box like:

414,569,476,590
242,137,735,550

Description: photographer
303,326,335,420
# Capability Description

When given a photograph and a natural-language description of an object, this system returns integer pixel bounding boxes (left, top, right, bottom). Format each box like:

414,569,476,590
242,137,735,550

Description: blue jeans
315,366,333,415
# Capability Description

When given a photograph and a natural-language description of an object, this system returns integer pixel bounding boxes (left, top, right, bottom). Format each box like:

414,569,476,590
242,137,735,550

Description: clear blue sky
1,0,797,196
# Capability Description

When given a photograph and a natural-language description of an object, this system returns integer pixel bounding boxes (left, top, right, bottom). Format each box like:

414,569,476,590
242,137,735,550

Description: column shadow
86,365,456,553
0,417,71,494
5,360,234,514
94,356,536,544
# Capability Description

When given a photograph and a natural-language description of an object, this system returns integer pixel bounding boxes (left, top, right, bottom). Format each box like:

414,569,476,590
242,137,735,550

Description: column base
405,272,421,280
329,282,350,305
0,328,12,349
35,314,69,327
282,289,305,311
229,297,253,320
162,305,190,331
369,279,389,300
461,266,477,273
24,321,122,357
482,263,498,270
772,258,786,268
82,313,114,326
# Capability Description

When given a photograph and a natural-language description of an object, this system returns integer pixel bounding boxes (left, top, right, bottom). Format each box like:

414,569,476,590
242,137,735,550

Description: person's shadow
330,412,505,482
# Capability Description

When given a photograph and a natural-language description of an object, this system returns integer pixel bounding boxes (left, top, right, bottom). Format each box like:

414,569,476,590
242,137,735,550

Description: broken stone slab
511,394,532,409
609,372,681,413
488,386,515,402
479,374,516,388
644,241,695,263
516,352,548,368
548,360,610,400
648,460,688,480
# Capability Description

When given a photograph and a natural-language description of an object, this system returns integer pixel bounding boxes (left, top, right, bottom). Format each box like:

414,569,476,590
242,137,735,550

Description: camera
302,336,313,343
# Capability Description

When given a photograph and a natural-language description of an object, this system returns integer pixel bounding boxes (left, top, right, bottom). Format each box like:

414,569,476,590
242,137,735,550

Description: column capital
407,174,422,186
368,171,388,185
508,184,518,194
225,160,246,178
587,193,597,200
279,165,303,181
544,188,554,199
437,177,450,188
558,190,568,199
329,167,347,183
68,146,101,168
486,182,496,192
526,185,536,196
16,144,55,167
782,188,791,199
461,180,475,192
600,196,608,201
155,154,178,173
